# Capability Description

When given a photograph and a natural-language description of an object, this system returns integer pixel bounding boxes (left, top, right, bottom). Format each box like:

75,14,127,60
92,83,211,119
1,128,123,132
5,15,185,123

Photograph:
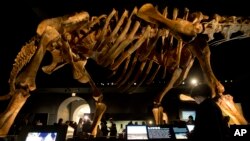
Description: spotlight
84,115,89,120
72,92,76,97
190,78,198,86
148,120,153,125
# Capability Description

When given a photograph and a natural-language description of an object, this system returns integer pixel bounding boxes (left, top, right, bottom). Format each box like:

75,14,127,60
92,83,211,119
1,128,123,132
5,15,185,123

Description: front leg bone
82,70,106,137
0,89,29,136
153,68,182,125
91,102,107,137
188,36,225,97
61,39,105,137
16,26,60,91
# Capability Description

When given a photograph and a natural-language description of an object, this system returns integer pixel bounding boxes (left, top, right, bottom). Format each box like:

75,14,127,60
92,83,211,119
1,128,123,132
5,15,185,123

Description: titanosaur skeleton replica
0,3,249,137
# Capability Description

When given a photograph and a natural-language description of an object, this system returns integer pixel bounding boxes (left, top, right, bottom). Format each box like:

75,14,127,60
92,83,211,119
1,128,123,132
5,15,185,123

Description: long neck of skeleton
202,15,250,42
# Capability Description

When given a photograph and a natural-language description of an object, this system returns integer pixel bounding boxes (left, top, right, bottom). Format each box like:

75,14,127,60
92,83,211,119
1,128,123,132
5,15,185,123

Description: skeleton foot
217,94,248,125
152,105,164,125
91,102,107,137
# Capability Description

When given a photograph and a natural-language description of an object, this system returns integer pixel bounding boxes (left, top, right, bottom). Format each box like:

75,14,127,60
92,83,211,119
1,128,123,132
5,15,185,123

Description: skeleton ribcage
70,5,193,92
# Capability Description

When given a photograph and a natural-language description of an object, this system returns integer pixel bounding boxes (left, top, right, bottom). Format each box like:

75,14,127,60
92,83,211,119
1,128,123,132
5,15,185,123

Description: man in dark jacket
188,83,230,141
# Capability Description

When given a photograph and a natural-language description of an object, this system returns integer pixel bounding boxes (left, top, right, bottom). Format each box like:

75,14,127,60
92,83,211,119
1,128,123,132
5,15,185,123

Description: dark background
0,0,249,121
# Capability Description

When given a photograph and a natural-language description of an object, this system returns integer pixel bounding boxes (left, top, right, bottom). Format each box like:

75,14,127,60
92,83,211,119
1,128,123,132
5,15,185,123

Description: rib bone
105,21,141,67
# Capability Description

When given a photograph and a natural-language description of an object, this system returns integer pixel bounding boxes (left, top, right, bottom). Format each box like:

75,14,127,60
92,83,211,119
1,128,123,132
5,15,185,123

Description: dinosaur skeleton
0,3,249,137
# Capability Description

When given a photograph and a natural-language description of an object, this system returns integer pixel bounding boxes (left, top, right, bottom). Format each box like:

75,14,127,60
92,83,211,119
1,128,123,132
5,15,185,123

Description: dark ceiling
0,0,249,97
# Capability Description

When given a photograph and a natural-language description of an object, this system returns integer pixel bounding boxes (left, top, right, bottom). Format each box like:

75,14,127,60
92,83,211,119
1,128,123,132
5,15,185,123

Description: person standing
76,118,83,138
109,123,117,139
186,115,195,124
100,121,109,137
188,83,230,141
54,118,63,126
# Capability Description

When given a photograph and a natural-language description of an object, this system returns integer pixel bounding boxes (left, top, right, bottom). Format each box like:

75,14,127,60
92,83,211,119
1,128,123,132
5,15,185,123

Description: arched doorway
72,104,91,123
57,96,91,123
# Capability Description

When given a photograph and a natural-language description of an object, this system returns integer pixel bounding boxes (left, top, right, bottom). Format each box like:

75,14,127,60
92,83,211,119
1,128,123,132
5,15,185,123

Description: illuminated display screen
126,125,148,140
173,127,188,139
186,124,195,132
25,132,57,141
180,110,196,121
147,126,172,139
